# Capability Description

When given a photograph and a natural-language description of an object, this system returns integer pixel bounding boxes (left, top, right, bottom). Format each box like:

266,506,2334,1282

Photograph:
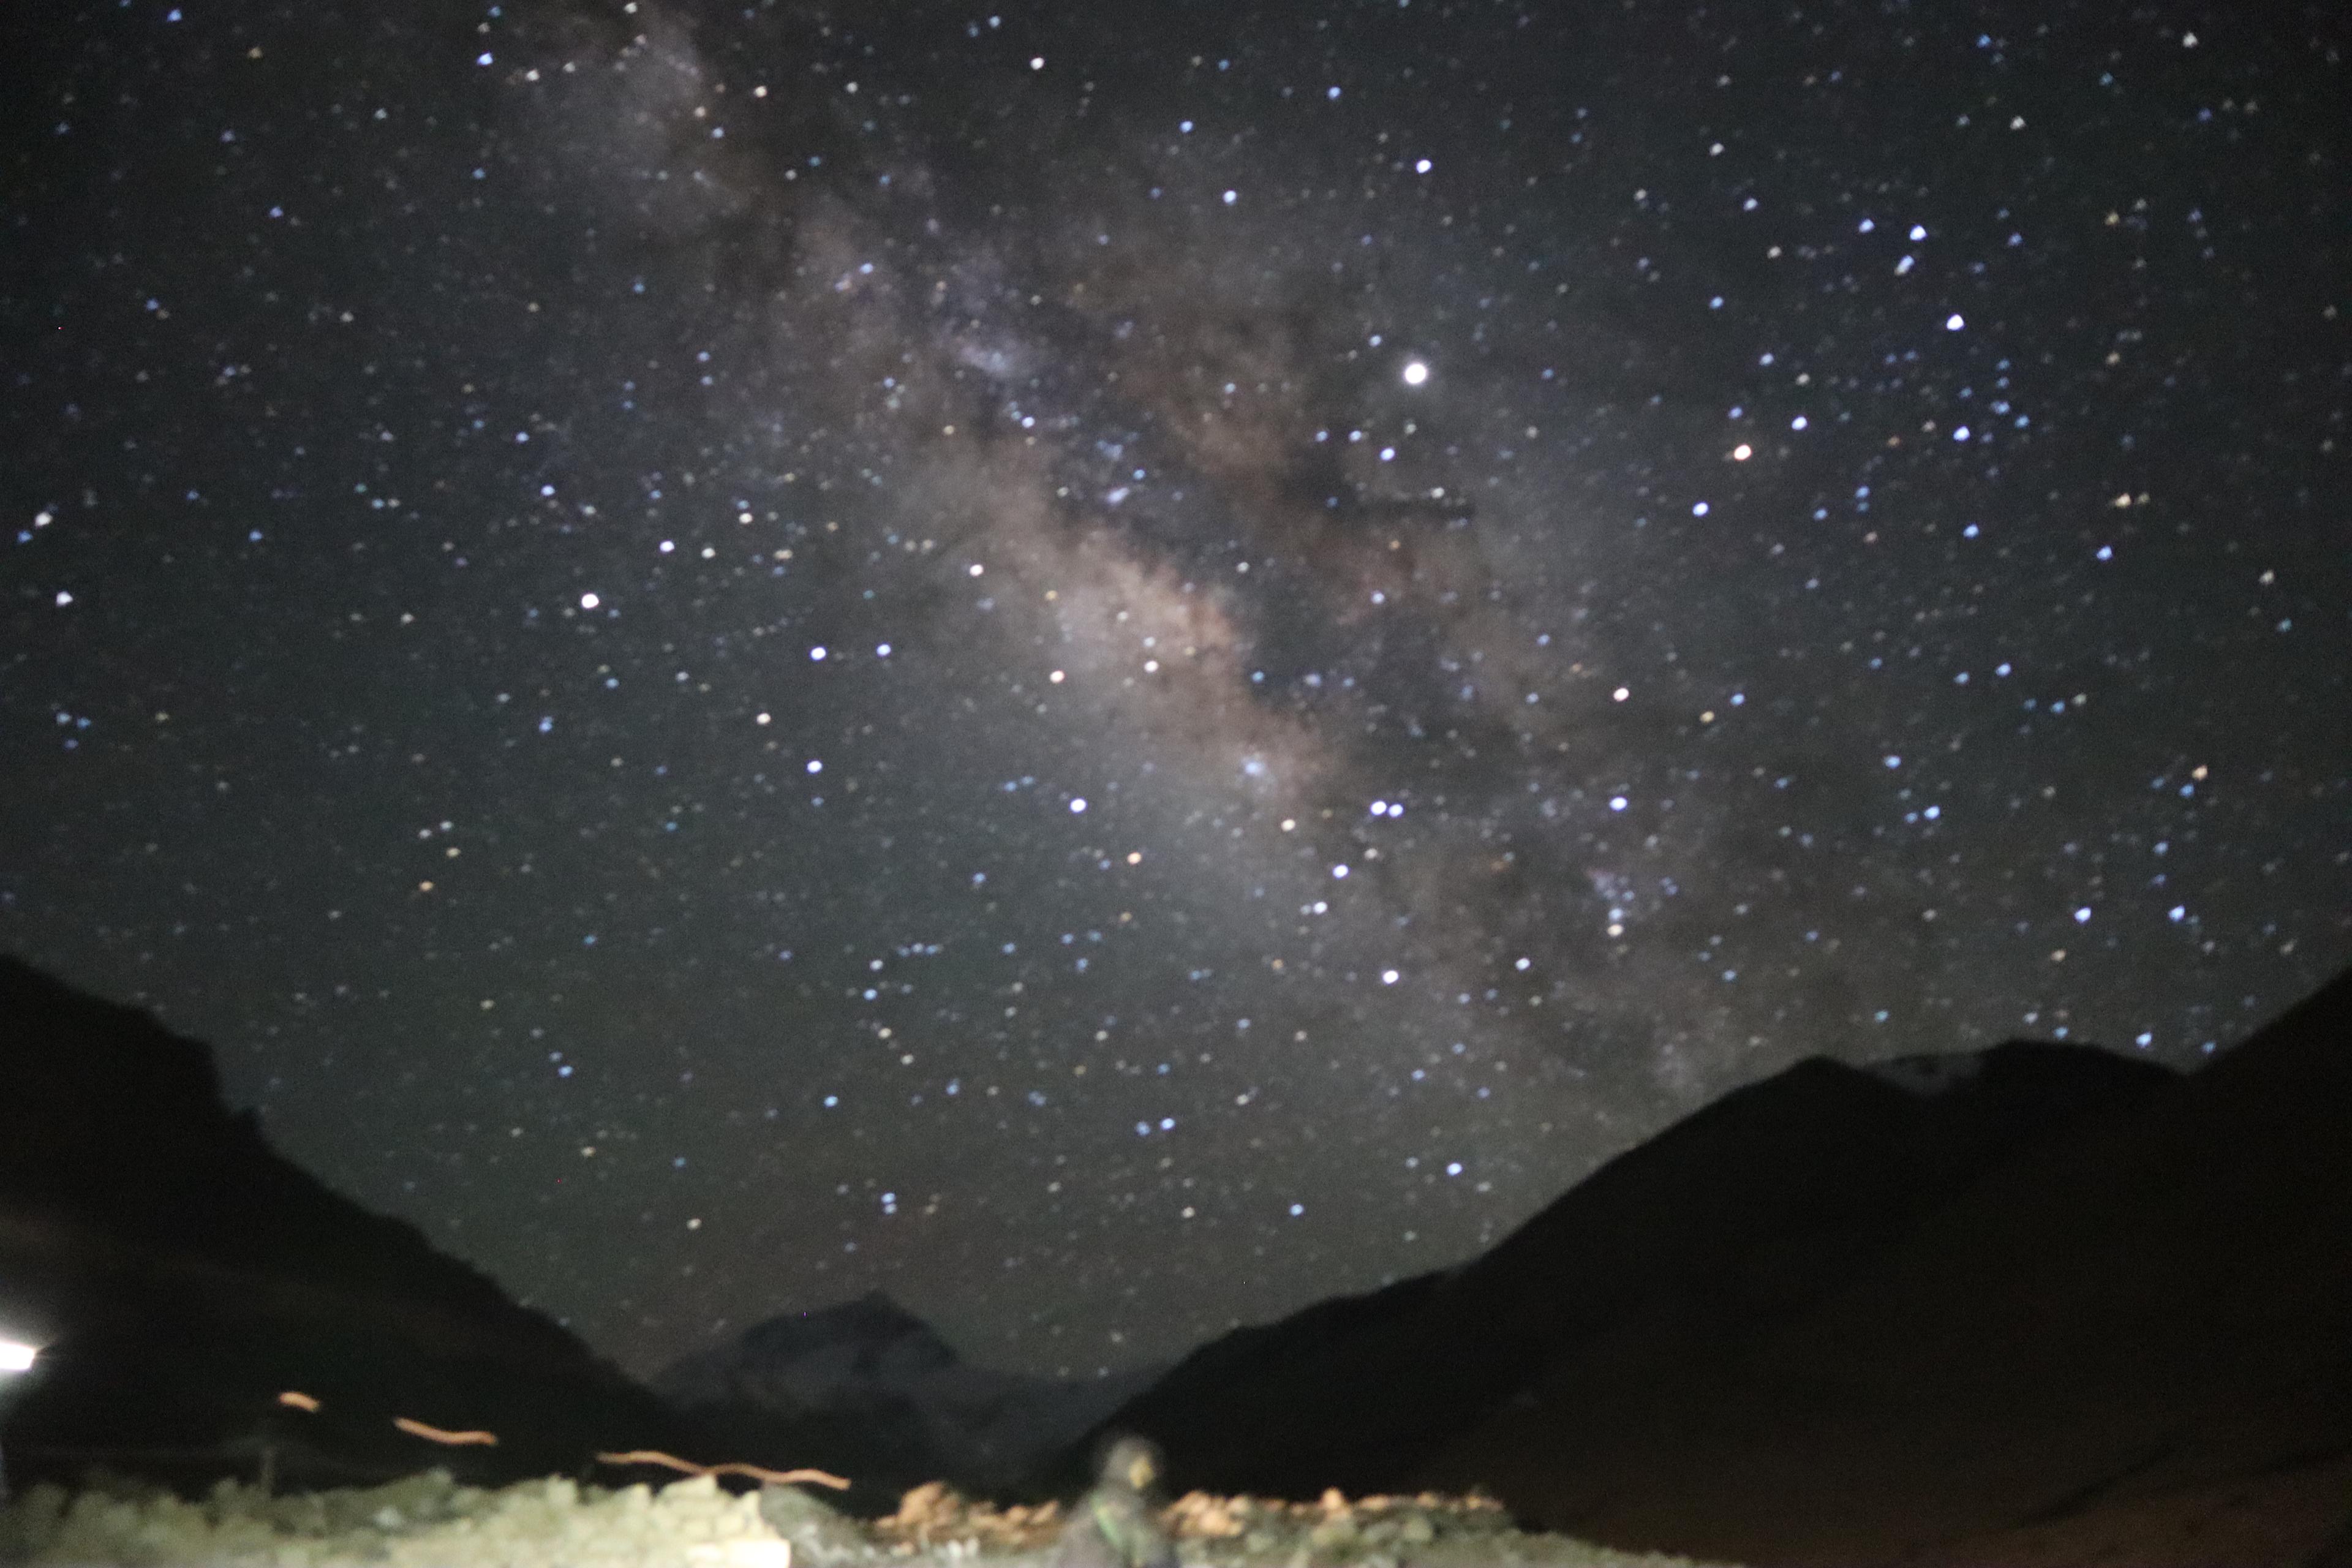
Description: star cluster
3,0,2345,1381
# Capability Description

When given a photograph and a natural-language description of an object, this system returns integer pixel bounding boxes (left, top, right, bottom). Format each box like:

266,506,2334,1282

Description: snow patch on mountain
1859,1050,1988,1096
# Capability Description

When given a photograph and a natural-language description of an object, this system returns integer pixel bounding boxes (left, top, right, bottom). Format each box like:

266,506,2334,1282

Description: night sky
4,0,2346,1385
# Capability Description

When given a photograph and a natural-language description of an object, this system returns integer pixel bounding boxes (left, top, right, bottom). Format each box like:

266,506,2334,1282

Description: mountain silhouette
1423,968,2352,1564
1091,1035,2174,1499
656,1291,1155,1501
1085,972,2352,1565
0,956,723,1495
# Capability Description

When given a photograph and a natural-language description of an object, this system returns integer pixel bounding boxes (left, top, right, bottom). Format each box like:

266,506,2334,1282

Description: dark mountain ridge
1422,965,2352,1564
1080,970,2352,1566
0,956,746,1496
1090,1036,2178,1500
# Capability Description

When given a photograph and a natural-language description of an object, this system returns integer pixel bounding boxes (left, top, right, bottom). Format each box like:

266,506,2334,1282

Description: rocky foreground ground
0,1469,1726,1568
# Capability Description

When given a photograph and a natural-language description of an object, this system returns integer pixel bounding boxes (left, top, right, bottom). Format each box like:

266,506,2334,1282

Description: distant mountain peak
656,1294,1159,1494
709,1291,963,1389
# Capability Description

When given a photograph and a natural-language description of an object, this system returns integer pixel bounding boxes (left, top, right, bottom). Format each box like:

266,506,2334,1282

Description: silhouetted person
1058,1435,1177,1568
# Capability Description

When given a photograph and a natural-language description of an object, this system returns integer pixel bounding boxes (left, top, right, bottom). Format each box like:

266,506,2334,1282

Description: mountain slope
1090,1036,2176,1499
1420,970,2352,1564
0,956,719,1493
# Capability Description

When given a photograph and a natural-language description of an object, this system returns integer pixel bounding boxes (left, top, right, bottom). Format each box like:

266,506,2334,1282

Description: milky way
4,0,2345,1381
